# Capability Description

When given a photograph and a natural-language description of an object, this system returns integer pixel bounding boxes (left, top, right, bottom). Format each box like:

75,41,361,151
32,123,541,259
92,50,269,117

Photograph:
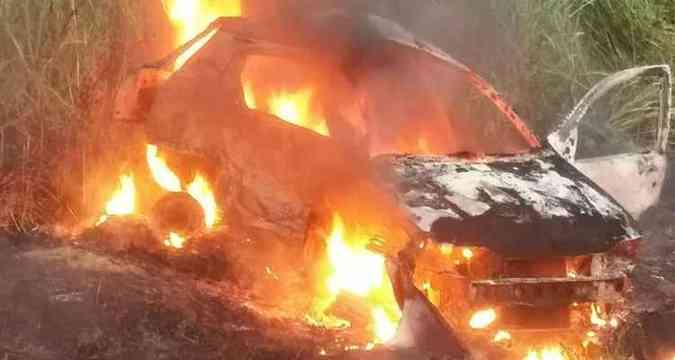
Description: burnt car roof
375,149,640,259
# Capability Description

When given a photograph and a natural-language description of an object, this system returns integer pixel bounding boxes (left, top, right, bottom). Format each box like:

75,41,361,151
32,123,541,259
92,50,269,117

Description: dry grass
0,0,140,232
506,0,675,143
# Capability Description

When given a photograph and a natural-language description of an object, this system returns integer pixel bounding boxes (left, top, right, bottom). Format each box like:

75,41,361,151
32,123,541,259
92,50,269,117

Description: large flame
146,144,182,192
312,213,401,343
187,174,220,228
165,0,241,70
147,145,220,229
244,83,330,136
98,174,136,224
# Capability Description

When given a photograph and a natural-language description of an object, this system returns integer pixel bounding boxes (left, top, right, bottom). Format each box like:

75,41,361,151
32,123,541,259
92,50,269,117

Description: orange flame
493,330,512,343
146,144,221,230
187,174,220,228
164,232,186,249
439,244,454,256
165,0,241,70
98,174,136,224
146,144,182,192
590,304,607,328
524,347,566,360
311,213,401,343
469,308,496,329
372,306,398,343
244,84,330,136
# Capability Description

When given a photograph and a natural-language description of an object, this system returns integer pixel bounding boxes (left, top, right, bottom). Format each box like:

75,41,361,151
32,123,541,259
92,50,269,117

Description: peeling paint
376,149,641,258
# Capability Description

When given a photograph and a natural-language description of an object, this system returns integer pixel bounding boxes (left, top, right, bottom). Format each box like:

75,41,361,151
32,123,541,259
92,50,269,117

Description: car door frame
547,65,672,218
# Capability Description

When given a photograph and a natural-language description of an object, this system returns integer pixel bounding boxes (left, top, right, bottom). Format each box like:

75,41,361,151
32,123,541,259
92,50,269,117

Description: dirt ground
0,237,331,360
1,161,674,360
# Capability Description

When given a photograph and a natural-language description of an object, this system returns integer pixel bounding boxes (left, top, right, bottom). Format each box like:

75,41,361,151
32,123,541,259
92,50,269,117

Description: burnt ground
0,163,674,360
0,222,441,360
0,235,331,360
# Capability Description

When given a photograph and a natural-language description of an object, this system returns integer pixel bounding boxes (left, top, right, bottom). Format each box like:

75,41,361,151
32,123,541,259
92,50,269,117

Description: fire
469,308,496,329
312,213,401,343
524,347,566,360
98,174,136,224
372,307,398,343
146,145,182,192
147,145,220,228
440,244,454,256
493,330,512,343
590,304,607,327
244,84,330,136
187,174,220,228
165,0,241,70
421,281,440,306
164,232,186,249
325,215,385,296
462,248,474,259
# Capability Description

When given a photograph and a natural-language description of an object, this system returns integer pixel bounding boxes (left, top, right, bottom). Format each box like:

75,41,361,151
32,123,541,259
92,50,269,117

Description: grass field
0,0,673,231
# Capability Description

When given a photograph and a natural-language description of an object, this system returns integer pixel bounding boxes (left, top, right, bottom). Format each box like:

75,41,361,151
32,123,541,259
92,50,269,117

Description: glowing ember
462,248,474,259
421,281,440,306
311,213,401,343
524,347,566,360
469,308,496,329
187,174,220,228
165,0,241,70
164,232,186,249
440,244,454,256
146,145,182,192
243,84,330,136
610,318,619,328
590,304,607,327
98,174,136,224
493,330,512,343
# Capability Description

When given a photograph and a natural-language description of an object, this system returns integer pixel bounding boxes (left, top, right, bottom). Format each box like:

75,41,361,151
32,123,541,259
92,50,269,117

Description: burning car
112,9,671,355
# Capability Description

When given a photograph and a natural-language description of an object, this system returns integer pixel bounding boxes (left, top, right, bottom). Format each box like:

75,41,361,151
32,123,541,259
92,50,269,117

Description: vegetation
0,0,673,231
505,0,675,143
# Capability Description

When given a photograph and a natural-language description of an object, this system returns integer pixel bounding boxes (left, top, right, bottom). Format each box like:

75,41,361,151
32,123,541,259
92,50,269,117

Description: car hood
374,148,640,259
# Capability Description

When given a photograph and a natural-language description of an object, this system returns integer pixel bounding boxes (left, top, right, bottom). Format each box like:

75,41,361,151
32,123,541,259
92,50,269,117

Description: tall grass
0,0,138,231
507,0,675,144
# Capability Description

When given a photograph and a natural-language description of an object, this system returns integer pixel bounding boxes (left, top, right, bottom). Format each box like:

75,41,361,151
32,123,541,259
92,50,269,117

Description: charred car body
114,11,671,339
